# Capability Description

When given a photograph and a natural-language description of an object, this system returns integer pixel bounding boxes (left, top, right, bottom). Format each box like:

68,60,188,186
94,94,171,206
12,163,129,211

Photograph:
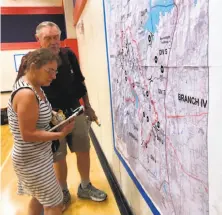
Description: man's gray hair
36,21,61,36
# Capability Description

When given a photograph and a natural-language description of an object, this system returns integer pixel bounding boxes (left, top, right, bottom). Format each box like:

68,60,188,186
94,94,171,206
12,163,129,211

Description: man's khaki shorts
53,114,91,162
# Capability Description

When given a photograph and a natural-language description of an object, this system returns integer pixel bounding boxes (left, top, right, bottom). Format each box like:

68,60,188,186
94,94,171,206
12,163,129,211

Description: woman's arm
13,89,71,142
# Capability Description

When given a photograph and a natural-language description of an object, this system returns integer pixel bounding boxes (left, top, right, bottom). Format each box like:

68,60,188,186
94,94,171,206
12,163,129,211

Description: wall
76,1,222,215
0,0,66,108
63,0,76,38
208,1,222,214
75,0,152,214
0,49,34,92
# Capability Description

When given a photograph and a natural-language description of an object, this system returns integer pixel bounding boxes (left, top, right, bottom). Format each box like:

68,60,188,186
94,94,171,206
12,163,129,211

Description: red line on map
121,26,159,148
167,112,208,119
125,47,158,146
166,137,208,192
125,97,135,103
144,133,152,148
164,2,178,213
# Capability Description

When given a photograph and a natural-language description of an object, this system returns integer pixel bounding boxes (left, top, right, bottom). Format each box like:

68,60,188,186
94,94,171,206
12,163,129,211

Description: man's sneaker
77,183,107,202
62,189,71,212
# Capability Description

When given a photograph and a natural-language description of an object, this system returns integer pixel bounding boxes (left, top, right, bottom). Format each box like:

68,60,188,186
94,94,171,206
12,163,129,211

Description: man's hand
85,106,98,121
81,82,98,121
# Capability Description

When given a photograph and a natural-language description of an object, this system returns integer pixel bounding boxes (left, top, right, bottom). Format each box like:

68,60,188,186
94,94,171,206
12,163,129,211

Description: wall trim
1,41,66,51
1,7,64,15
89,128,134,215
73,0,87,26
1,42,39,51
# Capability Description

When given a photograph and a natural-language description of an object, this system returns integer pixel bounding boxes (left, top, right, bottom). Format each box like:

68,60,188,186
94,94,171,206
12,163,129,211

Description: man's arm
81,82,90,108
67,49,98,121
82,81,98,121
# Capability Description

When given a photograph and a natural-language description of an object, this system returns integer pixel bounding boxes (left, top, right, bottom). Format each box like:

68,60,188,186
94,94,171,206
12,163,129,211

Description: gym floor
0,124,121,215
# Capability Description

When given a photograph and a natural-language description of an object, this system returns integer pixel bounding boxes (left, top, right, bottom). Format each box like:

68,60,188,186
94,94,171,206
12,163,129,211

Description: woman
7,48,74,215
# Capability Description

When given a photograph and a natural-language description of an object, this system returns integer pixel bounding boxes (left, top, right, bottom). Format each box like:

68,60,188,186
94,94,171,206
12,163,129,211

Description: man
35,21,107,211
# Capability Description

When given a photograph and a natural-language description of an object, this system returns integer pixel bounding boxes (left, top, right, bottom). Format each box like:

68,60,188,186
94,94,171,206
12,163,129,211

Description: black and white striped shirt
7,78,63,207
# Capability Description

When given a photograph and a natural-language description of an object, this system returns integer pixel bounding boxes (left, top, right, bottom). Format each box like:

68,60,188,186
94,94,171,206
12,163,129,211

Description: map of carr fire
104,0,209,214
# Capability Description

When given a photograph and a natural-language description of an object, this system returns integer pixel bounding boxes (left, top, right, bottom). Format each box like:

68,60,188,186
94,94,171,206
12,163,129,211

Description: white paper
14,54,25,72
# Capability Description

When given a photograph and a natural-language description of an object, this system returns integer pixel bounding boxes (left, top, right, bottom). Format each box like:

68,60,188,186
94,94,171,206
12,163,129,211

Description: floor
0,125,121,215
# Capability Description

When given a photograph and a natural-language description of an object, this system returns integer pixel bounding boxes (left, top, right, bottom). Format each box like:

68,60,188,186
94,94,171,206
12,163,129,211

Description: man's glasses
43,35,60,42
44,68,58,76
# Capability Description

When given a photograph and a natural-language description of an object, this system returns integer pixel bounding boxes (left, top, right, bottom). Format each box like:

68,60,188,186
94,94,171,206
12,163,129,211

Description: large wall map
103,0,209,214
